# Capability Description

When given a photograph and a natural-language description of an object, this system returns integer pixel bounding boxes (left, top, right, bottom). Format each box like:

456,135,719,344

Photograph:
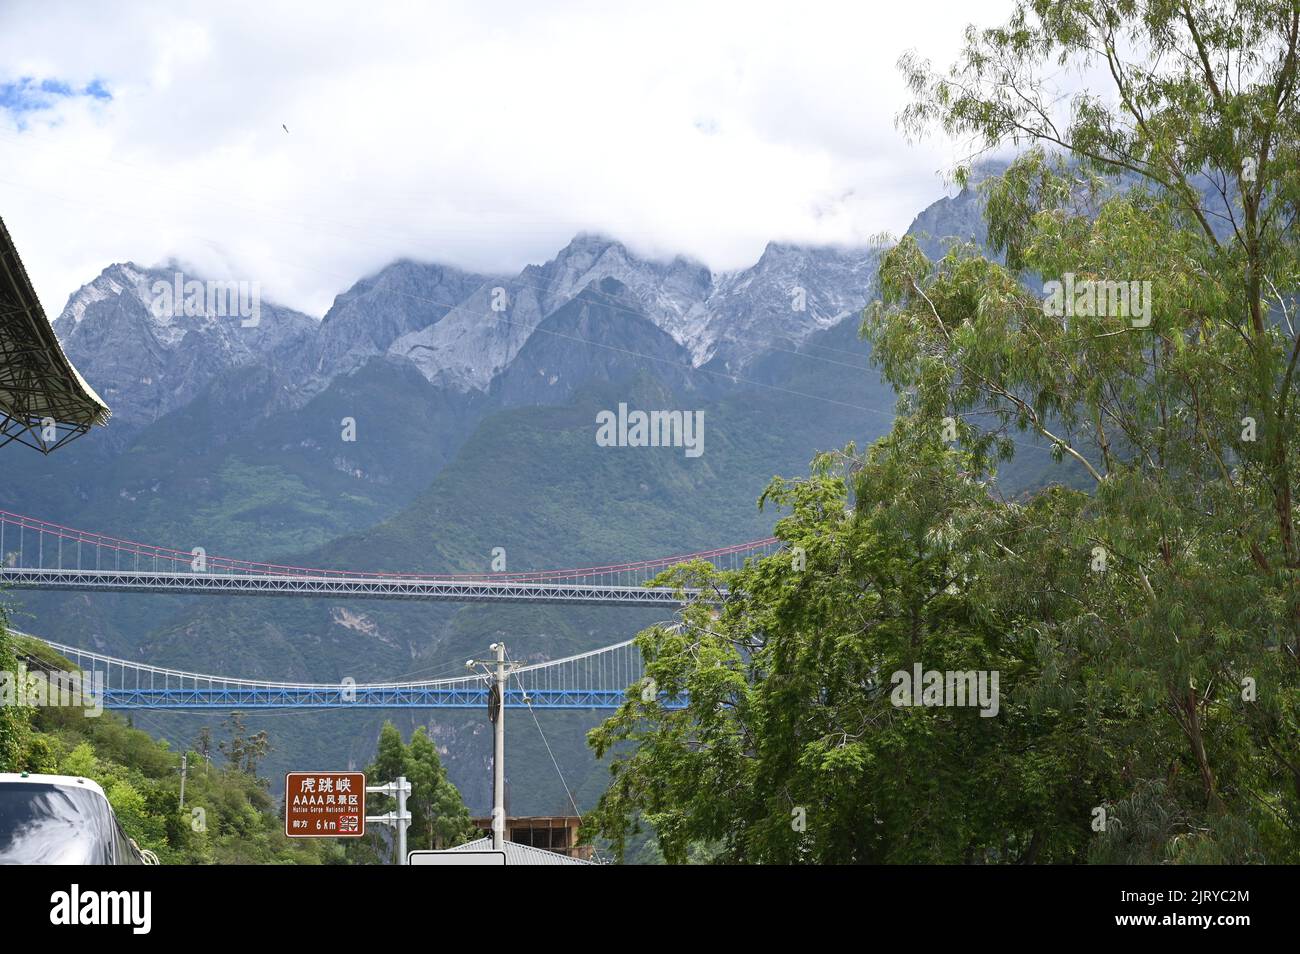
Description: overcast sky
0,0,1016,318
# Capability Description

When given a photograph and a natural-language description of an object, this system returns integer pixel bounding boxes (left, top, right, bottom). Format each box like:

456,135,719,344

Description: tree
373,721,407,786
218,712,270,779
358,721,475,862
406,727,475,850
218,712,247,770
885,0,1300,852
588,433,1110,863
586,1,1300,863
195,726,213,765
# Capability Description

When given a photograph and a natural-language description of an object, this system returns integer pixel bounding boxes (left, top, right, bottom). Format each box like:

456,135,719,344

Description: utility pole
467,641,520,853
492,642,506,851
178,753,187,810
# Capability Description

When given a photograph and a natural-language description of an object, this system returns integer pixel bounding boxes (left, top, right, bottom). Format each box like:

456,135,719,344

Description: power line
506,645,581,818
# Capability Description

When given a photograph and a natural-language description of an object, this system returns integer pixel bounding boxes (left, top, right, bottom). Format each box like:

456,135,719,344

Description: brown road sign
285,772,366,838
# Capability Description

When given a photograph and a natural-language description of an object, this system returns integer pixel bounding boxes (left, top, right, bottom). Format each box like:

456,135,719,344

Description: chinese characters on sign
285,772,366,838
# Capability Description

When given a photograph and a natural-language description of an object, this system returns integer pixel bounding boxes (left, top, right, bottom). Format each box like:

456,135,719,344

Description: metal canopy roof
447,836,594,865
0,216,110,452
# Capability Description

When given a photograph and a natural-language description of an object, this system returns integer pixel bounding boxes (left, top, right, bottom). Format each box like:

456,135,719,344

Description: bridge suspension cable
0,509,782,604
19,633,670,711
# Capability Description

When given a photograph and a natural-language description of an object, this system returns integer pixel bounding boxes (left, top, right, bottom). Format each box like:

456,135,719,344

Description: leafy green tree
885,0,1300,851
406,727,476,849
373,721,406,784
355,721,476,862
588,432,1106,863
587,1,1300,863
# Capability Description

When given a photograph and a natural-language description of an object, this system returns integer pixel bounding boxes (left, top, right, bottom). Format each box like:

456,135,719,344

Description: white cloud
0,0,1016,317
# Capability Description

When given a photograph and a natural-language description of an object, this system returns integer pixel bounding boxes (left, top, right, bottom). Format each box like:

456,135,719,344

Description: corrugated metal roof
448,836,595,865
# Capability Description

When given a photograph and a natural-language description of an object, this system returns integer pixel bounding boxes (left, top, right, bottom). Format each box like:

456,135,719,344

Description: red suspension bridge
0,510,780,605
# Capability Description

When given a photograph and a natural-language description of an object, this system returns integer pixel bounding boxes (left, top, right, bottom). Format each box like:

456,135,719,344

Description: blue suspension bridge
0,510,779,605
18,633,672,711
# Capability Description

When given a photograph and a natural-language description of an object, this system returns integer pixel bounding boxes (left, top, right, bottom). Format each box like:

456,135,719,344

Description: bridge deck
0,567,711,605
20,634,680,711
92,687,648,710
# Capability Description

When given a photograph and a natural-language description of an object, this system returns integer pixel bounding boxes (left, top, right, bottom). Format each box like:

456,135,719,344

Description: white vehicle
0,773,156,865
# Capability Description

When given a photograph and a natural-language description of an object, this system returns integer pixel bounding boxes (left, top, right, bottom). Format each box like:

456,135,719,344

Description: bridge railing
0,510,781,588
20,633,665,710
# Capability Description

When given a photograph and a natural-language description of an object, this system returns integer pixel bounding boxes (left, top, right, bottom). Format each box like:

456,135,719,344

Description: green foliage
407,727,476,850
587,2,1300,863
348,721,476,863
217,712,271,779
1,624,339,864
0,613,32,772
29,706,342,864
588,434,1103,862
